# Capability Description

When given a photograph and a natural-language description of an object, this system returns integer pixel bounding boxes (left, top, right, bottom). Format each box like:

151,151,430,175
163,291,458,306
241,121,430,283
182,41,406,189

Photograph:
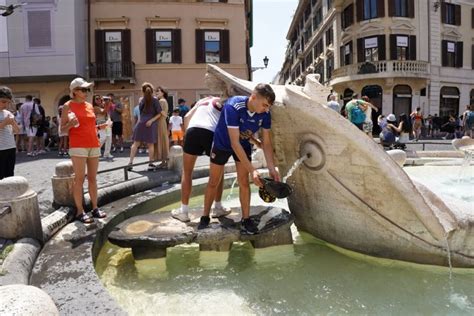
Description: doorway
392,85,412,118
361,85,382,135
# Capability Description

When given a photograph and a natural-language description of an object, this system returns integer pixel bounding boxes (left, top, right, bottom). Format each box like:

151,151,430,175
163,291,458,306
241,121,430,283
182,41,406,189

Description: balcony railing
332,60,430,79
89,61,136,83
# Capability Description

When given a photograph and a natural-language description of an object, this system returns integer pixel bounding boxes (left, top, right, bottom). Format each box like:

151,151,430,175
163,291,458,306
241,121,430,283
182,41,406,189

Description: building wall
90,0,249,110
280,0,474,120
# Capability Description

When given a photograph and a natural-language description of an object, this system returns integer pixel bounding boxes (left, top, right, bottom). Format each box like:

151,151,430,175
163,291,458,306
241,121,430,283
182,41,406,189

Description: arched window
439,86,459,120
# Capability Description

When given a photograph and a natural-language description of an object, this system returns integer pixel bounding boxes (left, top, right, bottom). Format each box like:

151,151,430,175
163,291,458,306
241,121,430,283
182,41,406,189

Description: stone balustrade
331,60,430,79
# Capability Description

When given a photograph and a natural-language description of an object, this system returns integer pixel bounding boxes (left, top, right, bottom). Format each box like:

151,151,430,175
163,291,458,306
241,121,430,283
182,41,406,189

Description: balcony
331,60,430,86
89,62,136,84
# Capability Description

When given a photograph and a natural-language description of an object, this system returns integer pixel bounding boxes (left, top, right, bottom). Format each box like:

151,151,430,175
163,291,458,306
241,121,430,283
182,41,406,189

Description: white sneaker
211,205,231,218
171,208,190,222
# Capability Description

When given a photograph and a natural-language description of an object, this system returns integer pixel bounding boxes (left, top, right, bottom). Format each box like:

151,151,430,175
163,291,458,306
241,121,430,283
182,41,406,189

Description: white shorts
26,126,37,137
69,147,101,158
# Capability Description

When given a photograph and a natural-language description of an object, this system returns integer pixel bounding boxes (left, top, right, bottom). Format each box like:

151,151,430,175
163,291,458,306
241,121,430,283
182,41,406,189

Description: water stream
458,151,473,183
282,155,308,183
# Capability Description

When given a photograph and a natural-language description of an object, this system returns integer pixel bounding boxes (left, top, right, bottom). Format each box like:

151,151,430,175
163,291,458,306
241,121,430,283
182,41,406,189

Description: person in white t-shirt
0,86,20,179
169,108,184,146
171,96,230,222
361,95,378,137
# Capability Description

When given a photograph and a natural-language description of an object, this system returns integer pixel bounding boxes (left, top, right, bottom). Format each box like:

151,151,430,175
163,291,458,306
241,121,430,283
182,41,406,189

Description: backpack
30,103,43,127
466,111,474,128
350,102,366,124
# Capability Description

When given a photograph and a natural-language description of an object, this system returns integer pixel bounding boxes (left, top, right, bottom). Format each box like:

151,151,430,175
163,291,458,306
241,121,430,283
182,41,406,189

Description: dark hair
173,108,180,113
178,98,185,104
0,86,13,100
416,107,421,111
352,93,358,99
253,83,275,105
107,93,114,98
25,95,33,101
399,113,412,133
141,82,155,114
92,94,102,107
157,86,168,100
361,95,370,102
33,98,41,105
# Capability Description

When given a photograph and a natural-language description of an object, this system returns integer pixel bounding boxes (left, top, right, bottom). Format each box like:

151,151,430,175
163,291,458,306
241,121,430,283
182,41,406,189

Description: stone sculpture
204,64,474,268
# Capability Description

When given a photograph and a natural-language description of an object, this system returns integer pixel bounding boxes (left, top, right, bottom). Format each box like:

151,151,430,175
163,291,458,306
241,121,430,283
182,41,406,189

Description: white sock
214,201,222,209
181,204,189,213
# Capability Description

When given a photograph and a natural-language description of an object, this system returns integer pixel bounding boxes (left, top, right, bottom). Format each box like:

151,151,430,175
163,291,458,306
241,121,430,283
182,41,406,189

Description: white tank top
187,96,222,132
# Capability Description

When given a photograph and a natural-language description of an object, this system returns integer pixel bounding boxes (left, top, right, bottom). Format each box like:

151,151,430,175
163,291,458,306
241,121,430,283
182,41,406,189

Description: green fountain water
96,179,474,315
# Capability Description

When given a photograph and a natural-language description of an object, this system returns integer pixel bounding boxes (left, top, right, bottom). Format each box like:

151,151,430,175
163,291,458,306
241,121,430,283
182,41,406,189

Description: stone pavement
14,147,210,218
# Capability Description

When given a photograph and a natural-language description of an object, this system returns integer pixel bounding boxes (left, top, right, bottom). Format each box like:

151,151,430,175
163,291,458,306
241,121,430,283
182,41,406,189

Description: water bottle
68,112,80,128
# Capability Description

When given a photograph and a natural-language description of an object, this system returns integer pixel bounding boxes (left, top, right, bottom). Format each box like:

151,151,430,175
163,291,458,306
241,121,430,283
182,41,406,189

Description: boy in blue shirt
198,83,280,234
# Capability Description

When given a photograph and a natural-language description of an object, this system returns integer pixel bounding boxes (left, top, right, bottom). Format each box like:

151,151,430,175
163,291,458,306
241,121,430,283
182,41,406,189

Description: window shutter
441,3,447,24
122,29,132,77
390,34,397,60
195,29,205,63
340,45,345,66
172,29,182,64
409,35,416,60
472,8,474,28
377,0,385,18
220,29,230,63
348,4,354,26
95,30,105,63
378,35,386,61
472,44,474,69
408,0,414,18
356,0,363,22
441,40,448,66
357,37,364,62
454,5,461,26
349,41,353,64
388,0,394,17
145,29,155,64
456,41,463,68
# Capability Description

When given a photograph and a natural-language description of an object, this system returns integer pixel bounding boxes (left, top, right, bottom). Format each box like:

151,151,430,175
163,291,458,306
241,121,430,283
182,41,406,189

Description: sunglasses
94,97,102,100
76,88,90,93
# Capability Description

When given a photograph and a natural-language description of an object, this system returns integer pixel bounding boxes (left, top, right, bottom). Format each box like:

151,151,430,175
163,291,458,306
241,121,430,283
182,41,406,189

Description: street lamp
251,56,269,72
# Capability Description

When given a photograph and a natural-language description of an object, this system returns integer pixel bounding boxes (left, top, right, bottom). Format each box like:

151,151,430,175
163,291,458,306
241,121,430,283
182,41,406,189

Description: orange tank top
68,101,100,148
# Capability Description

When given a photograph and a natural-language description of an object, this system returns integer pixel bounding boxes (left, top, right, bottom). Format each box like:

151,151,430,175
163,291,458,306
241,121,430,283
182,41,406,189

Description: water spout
282,155,309,183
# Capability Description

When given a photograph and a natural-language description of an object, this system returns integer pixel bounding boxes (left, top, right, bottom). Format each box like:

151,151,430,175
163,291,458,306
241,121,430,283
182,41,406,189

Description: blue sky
250,0,299,83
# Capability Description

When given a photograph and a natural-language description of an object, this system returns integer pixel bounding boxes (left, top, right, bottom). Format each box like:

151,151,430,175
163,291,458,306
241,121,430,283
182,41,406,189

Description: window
442,3,461,26
305,52,313,70
304,28,311,45
146,29,181,64
357,0,384,21
439,86,460,120
312,7,323,31
27,10,52,48
195,29,229,63
304,5,311,23
442,40,463,68
94,29,132,78
327,0,333,10
313,39,324,58
394,0,407,17
326,54,334,81
340,41,353,66
357,35,386,63
314,62,324,83
342,4,354,30
389,0,414,18
363,0,377,20
326,28,333,46
390,35,416,60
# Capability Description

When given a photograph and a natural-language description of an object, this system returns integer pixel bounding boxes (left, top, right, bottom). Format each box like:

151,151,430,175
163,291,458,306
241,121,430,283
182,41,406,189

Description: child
169,108,184,146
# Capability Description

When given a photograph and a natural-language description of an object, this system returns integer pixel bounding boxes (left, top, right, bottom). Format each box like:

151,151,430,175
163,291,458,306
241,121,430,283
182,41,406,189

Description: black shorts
210,146,252,166
183,127,214,156
112,122,123,136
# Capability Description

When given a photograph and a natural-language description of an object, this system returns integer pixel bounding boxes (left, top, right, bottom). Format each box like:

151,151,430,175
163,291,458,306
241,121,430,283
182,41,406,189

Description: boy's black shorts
210,146,252,166
183,127,214,156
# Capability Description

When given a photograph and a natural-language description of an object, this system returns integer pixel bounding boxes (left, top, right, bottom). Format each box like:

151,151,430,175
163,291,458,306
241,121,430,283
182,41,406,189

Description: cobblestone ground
13,140,455,218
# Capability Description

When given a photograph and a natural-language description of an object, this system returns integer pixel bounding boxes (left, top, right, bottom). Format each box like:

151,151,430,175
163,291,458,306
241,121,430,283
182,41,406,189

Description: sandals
92,208,107,218
76,212,94,224
147,163,157,171
126,163,133,171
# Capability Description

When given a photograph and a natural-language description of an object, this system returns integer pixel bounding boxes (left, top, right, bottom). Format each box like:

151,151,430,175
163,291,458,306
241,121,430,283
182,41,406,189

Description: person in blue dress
198,83,280,234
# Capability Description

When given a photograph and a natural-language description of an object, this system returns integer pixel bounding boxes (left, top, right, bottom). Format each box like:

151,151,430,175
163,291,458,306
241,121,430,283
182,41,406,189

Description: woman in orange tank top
410,107,423,141
60,78,108,223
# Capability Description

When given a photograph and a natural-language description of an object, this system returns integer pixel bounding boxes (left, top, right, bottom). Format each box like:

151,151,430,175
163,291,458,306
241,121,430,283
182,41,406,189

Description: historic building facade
89,0,251,111
279,0,474,126
0,0,88,114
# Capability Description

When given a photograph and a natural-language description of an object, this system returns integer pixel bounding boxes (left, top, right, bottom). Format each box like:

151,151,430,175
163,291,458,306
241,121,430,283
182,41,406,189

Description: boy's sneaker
197,216,210,230
211,205,231,218
171,208,190,222
112,147,117,153
241,218,258,235
120,147,124,153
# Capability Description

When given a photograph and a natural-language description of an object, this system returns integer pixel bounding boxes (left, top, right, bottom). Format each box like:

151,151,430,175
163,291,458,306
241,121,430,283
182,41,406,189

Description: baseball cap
69,78,93,92
387,114,396,122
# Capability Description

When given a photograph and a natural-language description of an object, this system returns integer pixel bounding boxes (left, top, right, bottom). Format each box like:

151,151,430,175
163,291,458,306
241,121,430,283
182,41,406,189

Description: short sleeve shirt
109,102,123,122
213,96,271,152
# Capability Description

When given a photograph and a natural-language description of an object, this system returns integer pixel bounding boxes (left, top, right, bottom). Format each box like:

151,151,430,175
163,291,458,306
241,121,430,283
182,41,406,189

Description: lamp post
251,56,269,72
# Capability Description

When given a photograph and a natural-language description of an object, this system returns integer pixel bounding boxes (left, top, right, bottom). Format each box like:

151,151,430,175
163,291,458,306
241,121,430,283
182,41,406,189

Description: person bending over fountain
198,83,280,234
171,96,231,222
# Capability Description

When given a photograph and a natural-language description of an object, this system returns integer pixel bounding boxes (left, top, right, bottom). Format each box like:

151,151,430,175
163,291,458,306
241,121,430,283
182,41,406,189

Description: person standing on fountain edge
171,96,231,222
61,78,108,223
198,83,280,235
